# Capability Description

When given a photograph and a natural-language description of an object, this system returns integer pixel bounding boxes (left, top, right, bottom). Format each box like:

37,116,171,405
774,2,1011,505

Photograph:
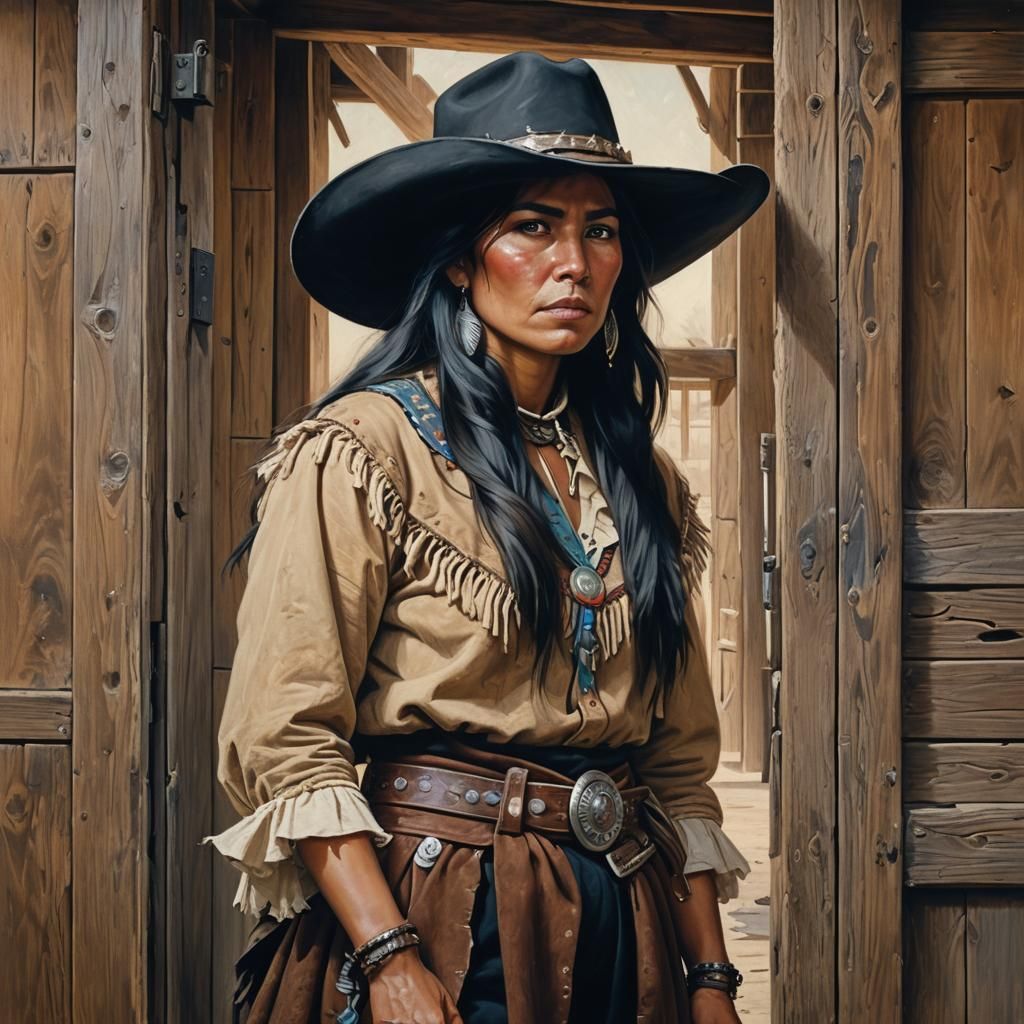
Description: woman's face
448,172,624,358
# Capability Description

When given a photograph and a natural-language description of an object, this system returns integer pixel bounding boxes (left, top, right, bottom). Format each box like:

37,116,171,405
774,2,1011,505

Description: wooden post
708,67,743,756
72,0,151,1017
772,0,838,1019
837,0,903,1017
736,64,774,773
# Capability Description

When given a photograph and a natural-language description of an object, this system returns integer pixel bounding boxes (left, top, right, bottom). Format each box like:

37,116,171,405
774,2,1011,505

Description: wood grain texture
772,0,838,1018
736,130,773,773
902,889,966,1024
34,0,77,166
231,189,274,437
904,589,1024,660
906,32,1024,93
903,660,1024,740
966,100,1023,509
0,174,73,691
72,1,149,1016
0,744,71,1023
231,18,275,190
837,0,903,1017
904,742,1024,803
272,0,774,65
966,894,1024,1020
275,38,331,424
905,805,1024,885
707,67,741,755
905,509,1024,584
905,0,1024,32
0,0,35,167
165,2,216,1019
737,91,772,137
903,100,966,510
662,346,736,381
0,690,71,742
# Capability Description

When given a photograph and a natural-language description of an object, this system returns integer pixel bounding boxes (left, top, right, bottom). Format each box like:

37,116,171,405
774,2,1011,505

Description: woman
205,51,769,1024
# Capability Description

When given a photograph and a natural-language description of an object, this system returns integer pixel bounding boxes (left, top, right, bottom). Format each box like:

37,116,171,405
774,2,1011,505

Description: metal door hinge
190,248,214,325
171,39,212,107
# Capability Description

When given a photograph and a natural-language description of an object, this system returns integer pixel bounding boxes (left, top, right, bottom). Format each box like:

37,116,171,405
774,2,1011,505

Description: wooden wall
901,4,1024,1020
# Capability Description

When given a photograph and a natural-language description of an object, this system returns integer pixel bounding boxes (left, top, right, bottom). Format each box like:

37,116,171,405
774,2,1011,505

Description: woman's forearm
296,833,407,947
671,869,731,966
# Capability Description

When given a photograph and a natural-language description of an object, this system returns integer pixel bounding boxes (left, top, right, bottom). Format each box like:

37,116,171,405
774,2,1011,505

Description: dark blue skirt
363,731,640,1024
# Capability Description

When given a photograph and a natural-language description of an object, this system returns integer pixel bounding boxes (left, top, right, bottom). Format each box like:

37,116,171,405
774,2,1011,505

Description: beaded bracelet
687,961,743,1000
335,922,422,1024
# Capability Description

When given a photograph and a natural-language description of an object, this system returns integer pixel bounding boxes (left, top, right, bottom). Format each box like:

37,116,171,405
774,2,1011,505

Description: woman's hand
689,986,742,1023
368,945,465,1024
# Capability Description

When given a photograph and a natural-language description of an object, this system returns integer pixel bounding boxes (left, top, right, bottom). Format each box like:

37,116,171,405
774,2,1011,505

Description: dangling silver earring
455,286,483,357
603,310,619,366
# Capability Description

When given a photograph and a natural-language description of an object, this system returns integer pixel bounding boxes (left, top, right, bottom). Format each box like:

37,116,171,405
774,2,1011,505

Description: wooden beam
376,45,412,84
677,66,709,133
515,0,773,11
905,589,1024,660
837,0,902,1016
272,1,774,66
905,509,1024,584
906,32,1024,92
661,346,735,380
905,805,1024,886
772,0,838,1018
329,103,351,146
412,73,438,108
902,891,967,1024
325,41,432,142
0,690,72,741
905,0,1024,32
904,742,1024,803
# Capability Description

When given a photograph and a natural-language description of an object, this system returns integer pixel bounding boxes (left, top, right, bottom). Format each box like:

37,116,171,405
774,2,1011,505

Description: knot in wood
806,93,825,116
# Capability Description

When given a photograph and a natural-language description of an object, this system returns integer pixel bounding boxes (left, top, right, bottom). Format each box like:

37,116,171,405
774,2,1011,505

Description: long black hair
227,171,694,695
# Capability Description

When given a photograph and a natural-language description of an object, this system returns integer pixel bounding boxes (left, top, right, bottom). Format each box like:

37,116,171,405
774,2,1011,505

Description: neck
485,331,560,413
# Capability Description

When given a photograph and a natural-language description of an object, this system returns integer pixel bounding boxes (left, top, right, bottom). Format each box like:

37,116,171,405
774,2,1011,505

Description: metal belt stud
568,770,624,852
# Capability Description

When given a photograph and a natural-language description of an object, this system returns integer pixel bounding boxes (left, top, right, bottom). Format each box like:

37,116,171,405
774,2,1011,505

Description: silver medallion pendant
569,565,606,607
568,769,625,852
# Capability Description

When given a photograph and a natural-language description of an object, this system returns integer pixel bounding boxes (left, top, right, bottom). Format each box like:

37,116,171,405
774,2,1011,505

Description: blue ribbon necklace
365,377,607,695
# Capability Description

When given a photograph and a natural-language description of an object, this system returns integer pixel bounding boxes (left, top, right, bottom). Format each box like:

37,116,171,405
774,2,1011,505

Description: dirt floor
709,756,770,1022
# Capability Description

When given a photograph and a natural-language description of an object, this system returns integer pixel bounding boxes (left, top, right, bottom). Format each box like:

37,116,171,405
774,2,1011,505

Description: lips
539,297,592,320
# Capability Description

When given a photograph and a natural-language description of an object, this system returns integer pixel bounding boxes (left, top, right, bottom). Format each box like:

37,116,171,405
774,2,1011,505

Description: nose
552,234,589,284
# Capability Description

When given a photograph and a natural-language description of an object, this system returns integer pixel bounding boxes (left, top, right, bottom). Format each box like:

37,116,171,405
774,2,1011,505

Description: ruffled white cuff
202,782,393,921
673,816,751,903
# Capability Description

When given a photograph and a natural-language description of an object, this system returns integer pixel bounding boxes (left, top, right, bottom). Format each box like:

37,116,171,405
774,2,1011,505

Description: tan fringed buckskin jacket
204,368,749,920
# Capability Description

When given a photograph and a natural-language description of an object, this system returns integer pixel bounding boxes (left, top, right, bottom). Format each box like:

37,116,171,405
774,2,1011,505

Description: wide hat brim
290,137,770,329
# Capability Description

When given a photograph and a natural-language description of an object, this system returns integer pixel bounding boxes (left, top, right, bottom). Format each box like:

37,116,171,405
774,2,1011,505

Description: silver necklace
517,383,569,445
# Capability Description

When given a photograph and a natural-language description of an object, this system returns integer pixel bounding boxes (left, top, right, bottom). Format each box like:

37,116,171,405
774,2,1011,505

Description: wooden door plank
772,0,838,1019
903,660,1024,740
231,189,275,437
904,742,1024,803
0,0,35,167
34,0,78,166
0,174,73,692
903,100,966,510
966,100,1024,509
906,32,1024,93
902,890,966,1024
273,1,774,65
905,509,1024,584
966,894,1024,1020
736,129,773,773
837,0,903,1017
904,589,1024,660
905,805,1024,885
232,19,275,190
72,1,150,1016
0,744,71,1023
0,690,71,742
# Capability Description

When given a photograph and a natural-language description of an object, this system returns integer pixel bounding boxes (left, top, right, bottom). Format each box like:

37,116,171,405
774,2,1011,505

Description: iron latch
190,248,214,325
171,39,212,107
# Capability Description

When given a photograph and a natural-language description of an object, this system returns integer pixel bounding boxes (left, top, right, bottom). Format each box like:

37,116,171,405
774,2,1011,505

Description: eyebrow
509,202,620,221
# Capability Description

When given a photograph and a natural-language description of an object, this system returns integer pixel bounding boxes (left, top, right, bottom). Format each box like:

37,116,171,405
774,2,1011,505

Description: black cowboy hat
291,51,770,329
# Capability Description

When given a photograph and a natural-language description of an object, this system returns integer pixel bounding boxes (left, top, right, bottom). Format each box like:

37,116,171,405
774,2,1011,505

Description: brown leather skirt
232,738,693,1024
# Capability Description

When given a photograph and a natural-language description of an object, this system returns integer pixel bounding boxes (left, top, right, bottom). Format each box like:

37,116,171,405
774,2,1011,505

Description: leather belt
363,758,662,879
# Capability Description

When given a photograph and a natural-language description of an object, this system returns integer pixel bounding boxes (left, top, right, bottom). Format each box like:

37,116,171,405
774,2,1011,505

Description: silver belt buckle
568,769,624,852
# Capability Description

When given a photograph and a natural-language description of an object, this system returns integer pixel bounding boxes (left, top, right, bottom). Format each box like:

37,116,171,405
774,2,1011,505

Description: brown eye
586,224,617,240
517,219,548,234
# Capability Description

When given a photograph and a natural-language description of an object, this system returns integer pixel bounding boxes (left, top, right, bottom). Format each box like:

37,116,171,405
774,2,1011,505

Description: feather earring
603,310,619,366
455,286,483,357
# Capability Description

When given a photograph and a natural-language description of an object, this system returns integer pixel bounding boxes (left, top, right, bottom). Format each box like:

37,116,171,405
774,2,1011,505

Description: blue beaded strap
364,376,603,693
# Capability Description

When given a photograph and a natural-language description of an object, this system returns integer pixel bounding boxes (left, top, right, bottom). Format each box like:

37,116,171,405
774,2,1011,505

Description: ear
445,260,469,290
